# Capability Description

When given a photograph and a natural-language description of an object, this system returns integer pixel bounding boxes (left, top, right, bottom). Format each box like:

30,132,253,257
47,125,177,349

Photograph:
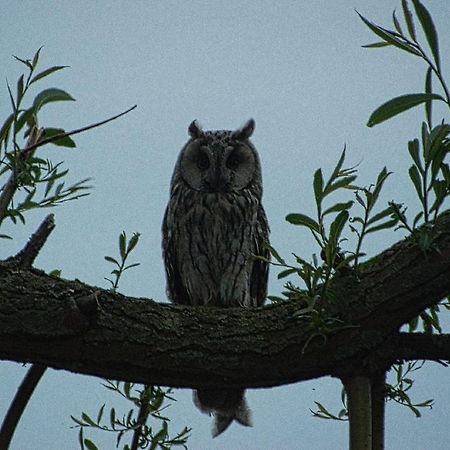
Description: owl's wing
162,206,191,305
250,206,270,307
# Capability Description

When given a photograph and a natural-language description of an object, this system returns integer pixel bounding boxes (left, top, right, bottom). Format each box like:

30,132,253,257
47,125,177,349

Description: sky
1,0,450,449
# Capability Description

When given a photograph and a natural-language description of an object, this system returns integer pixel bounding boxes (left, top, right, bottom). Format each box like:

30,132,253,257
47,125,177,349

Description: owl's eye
226,153,240,170
196,151,210,170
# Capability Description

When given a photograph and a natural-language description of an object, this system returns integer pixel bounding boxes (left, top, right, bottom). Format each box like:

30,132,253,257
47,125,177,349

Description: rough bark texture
2,213,450,389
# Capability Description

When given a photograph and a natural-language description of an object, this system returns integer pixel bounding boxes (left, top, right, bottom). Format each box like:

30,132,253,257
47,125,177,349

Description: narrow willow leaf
370,167,392,209
357,11,421,57
361,42,391,49
15,108,35,134
402,0,417,41
329,210,349,244
408,139,423,173
119,232,127,258
30,65,69,84
97,404,105,424
42,128,76,147
0,113,14,147
84,439,99,450
127,232,140,252
425,67,433,127
408,165,423,200
412,0,440,71
32,47,43,68
367,205,395,226
413,211,424,227
367,93,444,127
32,88,75,113
323,201,354,216
366,218,398,234
323,176,358,196
277,268,297,279
104,255,120,265
6,80,16,110
421,121,431,162
392,10,403,35
16,74,24,105
313,169,324,204
12,55,33,69
286,213,320,233
329,147,347,183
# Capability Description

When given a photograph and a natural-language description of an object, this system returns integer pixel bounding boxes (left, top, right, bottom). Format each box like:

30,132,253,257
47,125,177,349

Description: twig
7,214,55,268
0,364,46,449
0,127,44,224
23,104,137,154
130,387,150,450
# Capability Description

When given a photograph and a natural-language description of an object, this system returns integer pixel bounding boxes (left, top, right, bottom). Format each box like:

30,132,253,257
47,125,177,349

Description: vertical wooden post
345,375,372,450
371,372,386,450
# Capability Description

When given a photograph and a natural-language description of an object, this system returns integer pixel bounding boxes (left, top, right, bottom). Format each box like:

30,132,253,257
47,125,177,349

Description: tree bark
1,213,450,388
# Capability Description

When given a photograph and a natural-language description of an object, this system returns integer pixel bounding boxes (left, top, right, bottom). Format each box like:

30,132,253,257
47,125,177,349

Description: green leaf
97,404,105,424
425,67,433,127
264,243,286,264
409,165,423,200
313,169,324,205
412,0,440,70
392,10,403,35
357,11,421,57
366,218,398,234
369,167,392,210
32,88,75,113
286,213,320,233
15,108,36,135
408,139,423,173
367,205,395,225
277,268,297,279
329,210,349,244
323,176,358,196
402,0,417,41
16,74,24,105
42,128,76,147
361,42,391,49
32,47,43,68
83,439,99,450
323,201,354,216
127,232,141,253
81,412,96,426
119,232,126,258
104,255,119,265
13,55,33,69
367,93,445,127
0,113,14,147
30,65,69,84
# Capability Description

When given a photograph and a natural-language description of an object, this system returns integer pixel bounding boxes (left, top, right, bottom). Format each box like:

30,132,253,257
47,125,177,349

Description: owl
162,119,270,437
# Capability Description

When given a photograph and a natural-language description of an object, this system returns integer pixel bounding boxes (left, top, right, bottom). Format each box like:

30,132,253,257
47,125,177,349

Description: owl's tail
193,388,253,437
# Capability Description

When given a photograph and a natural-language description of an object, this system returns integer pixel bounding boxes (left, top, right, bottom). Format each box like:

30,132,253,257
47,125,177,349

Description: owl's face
177,119,260,193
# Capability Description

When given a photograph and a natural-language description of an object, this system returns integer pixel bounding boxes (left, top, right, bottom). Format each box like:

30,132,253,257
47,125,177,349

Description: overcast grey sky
1,1,450,449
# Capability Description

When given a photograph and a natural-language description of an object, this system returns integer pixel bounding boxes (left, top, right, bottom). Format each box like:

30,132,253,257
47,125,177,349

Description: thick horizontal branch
1,213,450,388
394,332,450,363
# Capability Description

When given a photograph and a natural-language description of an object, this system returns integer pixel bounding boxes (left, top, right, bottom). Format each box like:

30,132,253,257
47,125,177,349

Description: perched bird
162,119,270,437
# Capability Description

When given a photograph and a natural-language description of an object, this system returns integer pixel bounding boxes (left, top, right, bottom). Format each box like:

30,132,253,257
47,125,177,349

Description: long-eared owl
162,119,270,437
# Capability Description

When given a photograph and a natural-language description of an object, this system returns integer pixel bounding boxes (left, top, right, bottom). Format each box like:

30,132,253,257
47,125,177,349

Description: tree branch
1,213,450,388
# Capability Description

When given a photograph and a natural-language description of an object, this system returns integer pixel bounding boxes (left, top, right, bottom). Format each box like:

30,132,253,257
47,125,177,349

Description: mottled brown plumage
162,119,269,436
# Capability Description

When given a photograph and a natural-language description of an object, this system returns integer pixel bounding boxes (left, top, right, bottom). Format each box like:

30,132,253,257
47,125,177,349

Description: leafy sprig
104,231,141,292
72,382,191,450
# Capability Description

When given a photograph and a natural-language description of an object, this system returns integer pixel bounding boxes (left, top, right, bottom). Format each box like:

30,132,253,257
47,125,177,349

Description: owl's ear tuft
232,119,255,140
188,120,203,139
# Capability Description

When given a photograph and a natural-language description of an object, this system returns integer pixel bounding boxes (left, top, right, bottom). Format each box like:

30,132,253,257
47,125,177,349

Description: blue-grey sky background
1,1,450,449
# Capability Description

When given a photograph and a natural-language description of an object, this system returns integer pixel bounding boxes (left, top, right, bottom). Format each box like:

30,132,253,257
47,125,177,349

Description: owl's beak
205,169,230,192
